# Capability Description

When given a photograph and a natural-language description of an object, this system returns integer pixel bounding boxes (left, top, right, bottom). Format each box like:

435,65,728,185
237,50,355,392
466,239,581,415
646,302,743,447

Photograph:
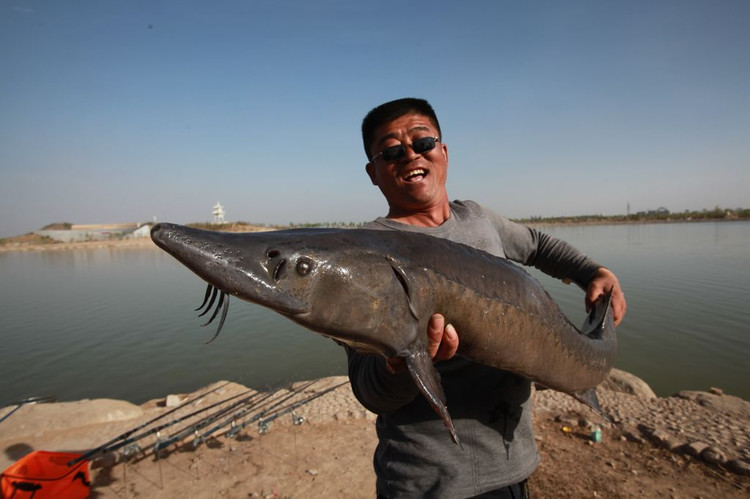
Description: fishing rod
224,380,349,439
192,379,321,446
92,380,318,464
0,395,57,424
154,380,318,453
94,387,266,463
254,380,349,434
149,387,285,454
68,381,253,466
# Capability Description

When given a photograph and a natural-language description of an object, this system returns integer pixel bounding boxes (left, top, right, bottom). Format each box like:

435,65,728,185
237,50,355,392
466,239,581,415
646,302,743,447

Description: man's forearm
345,347,420,414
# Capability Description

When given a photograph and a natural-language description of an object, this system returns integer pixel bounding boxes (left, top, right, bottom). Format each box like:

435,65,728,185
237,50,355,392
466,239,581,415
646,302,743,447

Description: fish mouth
150,223,310,340
402,168,428,183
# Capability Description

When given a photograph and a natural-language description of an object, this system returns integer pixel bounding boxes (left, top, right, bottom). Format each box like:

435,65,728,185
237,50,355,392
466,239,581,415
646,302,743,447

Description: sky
1,1,748,238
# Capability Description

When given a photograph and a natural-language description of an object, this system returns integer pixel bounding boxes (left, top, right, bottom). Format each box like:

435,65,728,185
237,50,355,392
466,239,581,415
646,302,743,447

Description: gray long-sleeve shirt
346,200,601,498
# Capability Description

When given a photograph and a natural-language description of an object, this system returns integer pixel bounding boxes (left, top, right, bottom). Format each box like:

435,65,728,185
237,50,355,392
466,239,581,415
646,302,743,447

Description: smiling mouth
402,169,427,182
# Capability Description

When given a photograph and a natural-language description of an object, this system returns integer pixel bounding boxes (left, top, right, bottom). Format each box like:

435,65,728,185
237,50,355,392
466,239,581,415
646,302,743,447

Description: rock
709,387,724,396
700,446,726,465
648,428,683,451
726,459,750,476
165,394,184,407
0,398,143,438
682,441,710,457
622,428,645,443
603,369,657,400
674,390,750,419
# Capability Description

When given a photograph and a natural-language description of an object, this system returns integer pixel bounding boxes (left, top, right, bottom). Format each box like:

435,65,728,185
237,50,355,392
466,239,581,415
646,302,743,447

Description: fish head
151,224,422,356
264,239,424,357
151,223,311,315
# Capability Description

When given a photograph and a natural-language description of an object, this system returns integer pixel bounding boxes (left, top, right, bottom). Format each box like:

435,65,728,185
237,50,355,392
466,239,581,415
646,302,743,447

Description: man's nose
401,143,420,160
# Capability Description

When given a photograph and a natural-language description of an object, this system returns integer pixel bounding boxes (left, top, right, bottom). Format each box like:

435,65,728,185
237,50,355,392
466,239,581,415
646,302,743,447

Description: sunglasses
370,136,440,162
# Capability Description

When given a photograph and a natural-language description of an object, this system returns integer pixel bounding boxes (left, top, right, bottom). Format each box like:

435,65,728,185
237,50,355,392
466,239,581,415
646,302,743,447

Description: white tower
212,202,226,224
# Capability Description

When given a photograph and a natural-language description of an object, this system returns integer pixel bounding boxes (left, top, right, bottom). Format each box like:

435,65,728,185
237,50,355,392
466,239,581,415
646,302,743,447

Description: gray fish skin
151,223,617,444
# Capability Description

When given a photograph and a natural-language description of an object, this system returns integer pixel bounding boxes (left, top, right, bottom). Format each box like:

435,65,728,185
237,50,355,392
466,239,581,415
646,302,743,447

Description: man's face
366,113,449,214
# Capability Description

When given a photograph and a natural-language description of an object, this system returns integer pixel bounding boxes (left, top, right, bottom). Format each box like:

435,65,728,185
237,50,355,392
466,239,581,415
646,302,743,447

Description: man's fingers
386,314,458,374
435,323,459,361
427,314,446,358
611,288,627,326
584,267,628,327
428,314,459,361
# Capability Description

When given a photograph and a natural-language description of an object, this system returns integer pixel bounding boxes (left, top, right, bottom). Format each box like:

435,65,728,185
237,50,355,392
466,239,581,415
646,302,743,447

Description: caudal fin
580,290,614,339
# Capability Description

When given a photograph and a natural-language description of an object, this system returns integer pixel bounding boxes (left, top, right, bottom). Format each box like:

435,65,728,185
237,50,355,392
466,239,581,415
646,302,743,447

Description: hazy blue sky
2,1,748,237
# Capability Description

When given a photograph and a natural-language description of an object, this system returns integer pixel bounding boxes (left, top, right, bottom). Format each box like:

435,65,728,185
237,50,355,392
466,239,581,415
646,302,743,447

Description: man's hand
385,314,459,374
586,267,627,326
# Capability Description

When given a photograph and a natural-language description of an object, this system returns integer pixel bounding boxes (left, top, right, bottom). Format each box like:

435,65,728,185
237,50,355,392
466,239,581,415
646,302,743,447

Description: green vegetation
189,207,748,230
187,221,288,231
41,222,73,230
187,221,364,231
287,221,363,228
517,206,749,225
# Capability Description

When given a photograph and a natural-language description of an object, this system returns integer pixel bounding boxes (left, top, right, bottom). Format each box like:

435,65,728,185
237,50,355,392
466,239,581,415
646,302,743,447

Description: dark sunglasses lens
376,137,437,161
380,145,405,161
413,137,437,153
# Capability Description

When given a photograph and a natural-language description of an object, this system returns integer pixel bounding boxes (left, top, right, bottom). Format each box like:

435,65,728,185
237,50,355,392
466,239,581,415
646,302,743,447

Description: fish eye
296,257,314,276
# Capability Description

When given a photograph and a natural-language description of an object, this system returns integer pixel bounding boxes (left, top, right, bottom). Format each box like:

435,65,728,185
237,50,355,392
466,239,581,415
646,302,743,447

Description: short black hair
361,98,442,160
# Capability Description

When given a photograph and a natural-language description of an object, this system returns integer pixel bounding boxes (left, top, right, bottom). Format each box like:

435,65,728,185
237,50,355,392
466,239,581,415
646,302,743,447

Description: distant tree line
37,206,746,238
287,221,363,228
518,206,749,225
189,206,750,231
41,222,73,230
187,221,365,231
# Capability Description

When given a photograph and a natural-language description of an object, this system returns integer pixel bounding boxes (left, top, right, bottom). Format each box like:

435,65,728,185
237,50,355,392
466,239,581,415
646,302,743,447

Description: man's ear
366,162,377,185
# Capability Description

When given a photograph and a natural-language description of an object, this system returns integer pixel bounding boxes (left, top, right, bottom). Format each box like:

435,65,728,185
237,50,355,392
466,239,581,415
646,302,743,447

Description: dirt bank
1,371,748,498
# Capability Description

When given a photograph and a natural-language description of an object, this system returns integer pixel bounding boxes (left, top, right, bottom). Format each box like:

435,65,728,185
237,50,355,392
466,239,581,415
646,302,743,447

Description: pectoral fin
405,348,461,447
386,256,420,321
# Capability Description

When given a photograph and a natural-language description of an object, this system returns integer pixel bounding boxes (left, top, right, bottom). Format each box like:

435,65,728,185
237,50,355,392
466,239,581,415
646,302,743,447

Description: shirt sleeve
345,345,421,414
482,208,602,288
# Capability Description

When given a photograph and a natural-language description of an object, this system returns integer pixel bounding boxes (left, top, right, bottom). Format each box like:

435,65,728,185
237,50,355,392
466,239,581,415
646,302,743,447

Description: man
346,98,626,498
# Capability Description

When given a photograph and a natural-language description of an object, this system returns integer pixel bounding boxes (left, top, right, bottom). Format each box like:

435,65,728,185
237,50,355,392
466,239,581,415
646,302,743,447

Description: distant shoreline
0,236,159,253
524,216,749,228
1,217,747,253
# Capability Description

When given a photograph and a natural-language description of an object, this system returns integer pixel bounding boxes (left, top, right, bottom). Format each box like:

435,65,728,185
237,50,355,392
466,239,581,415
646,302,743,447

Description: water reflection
1,222,749,404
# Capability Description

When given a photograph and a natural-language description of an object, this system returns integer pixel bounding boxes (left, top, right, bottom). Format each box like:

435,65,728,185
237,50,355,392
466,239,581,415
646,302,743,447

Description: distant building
129,225,152,238
212,202,226,224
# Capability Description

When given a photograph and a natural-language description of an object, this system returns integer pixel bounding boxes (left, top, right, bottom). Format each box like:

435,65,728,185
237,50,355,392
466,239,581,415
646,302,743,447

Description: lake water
1,221,749,406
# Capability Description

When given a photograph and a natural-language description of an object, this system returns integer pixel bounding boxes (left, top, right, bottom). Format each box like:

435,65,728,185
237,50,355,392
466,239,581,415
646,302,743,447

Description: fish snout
150,222,178,247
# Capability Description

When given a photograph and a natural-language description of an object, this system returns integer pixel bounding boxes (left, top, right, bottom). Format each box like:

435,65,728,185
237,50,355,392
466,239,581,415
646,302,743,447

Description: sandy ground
1,373,748,498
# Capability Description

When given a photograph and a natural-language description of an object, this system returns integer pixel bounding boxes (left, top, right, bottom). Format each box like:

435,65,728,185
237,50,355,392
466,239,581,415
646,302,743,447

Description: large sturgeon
151,223,616,444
